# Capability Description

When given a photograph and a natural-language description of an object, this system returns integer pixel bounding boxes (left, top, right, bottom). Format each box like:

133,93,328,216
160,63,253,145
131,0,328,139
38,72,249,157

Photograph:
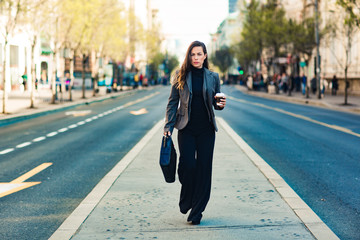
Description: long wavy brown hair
174,41,209,90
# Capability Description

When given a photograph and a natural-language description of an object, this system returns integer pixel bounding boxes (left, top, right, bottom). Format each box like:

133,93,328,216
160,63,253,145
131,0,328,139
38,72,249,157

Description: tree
337,0,360,28
1,0,26,113
166,54,179,75
330,1,359,104
261,0,290,59
288,17,316,61
232,0,263,72
210,46,233,81
89,0,128,94
148,52,164,81
23,0,51,108
232,0,290,75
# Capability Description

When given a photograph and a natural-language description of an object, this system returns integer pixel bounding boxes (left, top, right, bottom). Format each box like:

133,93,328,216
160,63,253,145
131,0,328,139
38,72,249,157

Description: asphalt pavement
236,85,360,114
2,85,357,239
0,86,143,126
47,118,338,240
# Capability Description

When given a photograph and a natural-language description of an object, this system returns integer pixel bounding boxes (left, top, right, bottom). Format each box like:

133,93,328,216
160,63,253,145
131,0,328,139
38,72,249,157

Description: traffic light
237,66,244,75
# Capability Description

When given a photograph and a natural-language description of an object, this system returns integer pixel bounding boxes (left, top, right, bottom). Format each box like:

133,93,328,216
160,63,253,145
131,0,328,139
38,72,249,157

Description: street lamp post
315,0,321,99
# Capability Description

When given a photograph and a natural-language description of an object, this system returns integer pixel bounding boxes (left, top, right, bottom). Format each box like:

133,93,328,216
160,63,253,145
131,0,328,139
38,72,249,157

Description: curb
234,85,360,114
0,88,150,127
217,117,340,240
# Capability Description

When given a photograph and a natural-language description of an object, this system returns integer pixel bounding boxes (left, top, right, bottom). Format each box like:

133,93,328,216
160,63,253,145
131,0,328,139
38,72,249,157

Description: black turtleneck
184,65,212,133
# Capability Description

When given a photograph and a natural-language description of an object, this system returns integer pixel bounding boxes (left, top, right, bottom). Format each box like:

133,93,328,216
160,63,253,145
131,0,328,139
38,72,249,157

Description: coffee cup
215,93,225,103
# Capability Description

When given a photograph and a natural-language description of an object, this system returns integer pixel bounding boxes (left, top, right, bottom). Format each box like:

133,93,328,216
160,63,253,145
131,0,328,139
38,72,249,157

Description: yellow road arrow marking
130,108,148,115
0,163,52,198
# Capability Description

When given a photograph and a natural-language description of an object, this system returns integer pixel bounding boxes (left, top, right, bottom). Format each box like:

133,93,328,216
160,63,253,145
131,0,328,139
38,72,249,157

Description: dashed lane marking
16,142,32,148
58,128,68,132
0,92,161,156
33,137,46,142
77,121,86,125
0,148,15,155
65,110,92,116
47,132,58,137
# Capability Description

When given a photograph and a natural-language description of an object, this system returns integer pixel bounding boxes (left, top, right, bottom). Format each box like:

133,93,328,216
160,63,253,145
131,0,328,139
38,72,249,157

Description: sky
133,0,229,58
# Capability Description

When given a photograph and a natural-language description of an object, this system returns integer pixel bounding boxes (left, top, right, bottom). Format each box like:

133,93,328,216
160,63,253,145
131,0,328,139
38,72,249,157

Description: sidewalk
236,85,360,114
0,86,143,125
50,119,338,240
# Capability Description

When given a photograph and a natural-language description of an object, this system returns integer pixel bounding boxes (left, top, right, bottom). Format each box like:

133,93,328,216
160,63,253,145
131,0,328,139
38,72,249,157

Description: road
218,85,360,240
0,85,359,240
0,87,168,240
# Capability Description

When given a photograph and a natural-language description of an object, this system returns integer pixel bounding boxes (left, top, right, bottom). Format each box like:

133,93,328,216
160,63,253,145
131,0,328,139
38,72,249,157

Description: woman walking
164,41,226,225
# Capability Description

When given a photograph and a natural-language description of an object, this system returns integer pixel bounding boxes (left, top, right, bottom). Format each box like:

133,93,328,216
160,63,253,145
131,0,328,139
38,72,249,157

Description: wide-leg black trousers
177,127,215,222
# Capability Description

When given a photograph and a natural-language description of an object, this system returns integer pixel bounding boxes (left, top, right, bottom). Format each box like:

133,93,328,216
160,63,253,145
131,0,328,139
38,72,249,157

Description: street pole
315,0,321,99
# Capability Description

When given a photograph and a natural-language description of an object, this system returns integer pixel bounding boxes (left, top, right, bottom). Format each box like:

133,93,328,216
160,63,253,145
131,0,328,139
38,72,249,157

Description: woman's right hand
164,131,171,137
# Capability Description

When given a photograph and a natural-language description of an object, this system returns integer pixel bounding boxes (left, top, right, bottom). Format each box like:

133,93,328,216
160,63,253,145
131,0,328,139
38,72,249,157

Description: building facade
212,0,360,95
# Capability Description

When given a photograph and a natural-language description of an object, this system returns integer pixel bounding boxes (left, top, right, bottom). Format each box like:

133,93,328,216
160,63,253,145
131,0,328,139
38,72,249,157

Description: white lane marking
65,110,92,116
228,95,360,138
58,128,68,132
16,142,32,148
47,132,58,137
0,148,15,155
1,91,161,156
33,136,46,142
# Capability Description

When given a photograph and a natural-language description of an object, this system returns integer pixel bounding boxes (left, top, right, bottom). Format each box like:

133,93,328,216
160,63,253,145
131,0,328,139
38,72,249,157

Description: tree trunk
2,40,8,114
344,67,348,105
82,54,86,99
92,55,99,97
51,51,57,104
69,52,74,101
30,37,37,108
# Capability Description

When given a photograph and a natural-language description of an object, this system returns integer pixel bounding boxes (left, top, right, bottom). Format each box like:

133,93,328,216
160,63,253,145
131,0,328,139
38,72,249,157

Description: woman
164,41,226,225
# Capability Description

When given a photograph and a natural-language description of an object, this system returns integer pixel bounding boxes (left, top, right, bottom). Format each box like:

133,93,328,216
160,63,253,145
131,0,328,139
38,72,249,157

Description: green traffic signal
239,70,244,75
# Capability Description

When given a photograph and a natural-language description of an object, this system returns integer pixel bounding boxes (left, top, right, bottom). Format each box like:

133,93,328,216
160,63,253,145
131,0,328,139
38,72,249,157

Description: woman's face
190,46,207,69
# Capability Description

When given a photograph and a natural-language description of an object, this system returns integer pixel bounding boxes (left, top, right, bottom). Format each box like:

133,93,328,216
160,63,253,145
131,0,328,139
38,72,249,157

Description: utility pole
315,0,321,99
129,0,135,71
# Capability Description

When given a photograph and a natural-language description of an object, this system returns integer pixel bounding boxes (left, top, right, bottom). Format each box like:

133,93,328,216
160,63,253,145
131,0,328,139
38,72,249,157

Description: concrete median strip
50,117,339,240
217,117,339,240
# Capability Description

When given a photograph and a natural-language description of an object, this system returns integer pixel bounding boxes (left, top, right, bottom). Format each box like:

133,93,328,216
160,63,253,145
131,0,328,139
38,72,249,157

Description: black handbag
159,136,177,183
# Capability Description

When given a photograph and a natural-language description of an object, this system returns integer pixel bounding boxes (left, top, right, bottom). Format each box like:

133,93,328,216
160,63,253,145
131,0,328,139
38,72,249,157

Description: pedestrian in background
332,75,338,95
311,75,317,94
281,73,288,93
164,40,226,225
301,74,307,95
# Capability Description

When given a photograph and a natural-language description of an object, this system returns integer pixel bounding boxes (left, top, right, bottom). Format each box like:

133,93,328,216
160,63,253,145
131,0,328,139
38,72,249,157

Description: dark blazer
164,68,223,133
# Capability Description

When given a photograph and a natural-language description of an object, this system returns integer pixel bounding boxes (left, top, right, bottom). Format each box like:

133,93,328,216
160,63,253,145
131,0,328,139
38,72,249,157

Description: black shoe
191,220,201,225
